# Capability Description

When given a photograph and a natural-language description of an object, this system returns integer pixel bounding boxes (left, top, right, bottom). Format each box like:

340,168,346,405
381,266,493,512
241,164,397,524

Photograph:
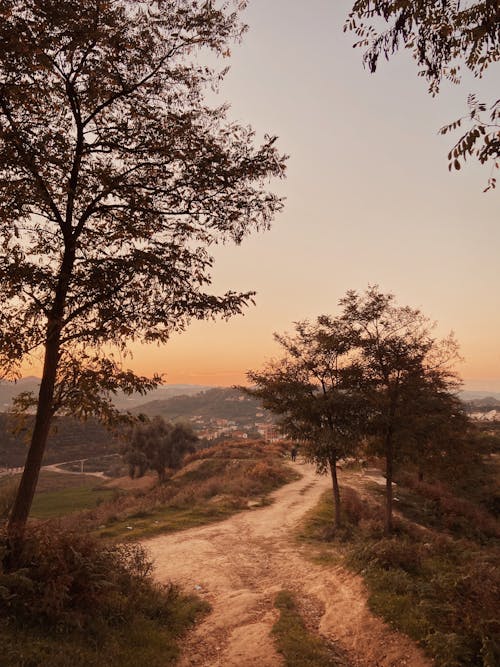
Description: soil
144,463,432,667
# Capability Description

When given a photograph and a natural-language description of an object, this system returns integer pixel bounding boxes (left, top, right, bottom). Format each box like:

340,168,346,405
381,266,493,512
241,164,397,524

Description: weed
272,590,348,666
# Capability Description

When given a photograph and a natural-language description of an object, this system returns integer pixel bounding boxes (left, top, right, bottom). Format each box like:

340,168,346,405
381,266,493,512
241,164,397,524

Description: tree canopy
340,287,462,534
346,0,500,189
246,318,367,528
122,417,198,482
0,0,286,544
247,287,463,534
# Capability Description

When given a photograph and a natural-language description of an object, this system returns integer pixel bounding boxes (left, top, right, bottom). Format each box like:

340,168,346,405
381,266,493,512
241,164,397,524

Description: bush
0,525,209,666
0,478,18,520
0,525,203,632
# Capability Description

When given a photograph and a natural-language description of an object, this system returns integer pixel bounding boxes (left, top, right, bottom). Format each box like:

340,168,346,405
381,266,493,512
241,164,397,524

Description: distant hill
0,377,41,411
0,379,212,411
467,397,500,409
460,391,500,402
0,414,119,468
132,387,262,421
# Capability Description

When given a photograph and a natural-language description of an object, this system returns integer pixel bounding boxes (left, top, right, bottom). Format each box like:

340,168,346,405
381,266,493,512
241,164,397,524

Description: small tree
122,417,198,483
345,1,500,189
246,318,366,529
0,0,286,547
340,287,461,535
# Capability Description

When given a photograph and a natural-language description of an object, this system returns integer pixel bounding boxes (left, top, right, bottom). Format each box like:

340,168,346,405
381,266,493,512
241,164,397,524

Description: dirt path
144,464,432,667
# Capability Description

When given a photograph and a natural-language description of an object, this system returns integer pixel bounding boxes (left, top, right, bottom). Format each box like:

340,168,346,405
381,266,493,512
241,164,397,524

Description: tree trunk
6,327,60,560
384,431,394,536
328,454,342,529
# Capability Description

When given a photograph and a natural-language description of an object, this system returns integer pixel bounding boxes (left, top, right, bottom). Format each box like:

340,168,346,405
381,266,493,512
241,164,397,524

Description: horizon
8,375,500,396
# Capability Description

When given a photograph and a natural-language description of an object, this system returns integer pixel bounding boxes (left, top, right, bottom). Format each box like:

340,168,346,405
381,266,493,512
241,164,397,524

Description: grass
72,439,298,541
0,527,210,667
299,484,500,667
0,606,206,667
3,440,298,540
31,484,116,518
272,590,348,667
96,502,237,541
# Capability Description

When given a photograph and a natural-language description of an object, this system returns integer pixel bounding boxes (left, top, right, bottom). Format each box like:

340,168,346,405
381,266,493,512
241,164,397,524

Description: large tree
0,0,286,547
346,0,500,190
340,287,461,535
246,318,366,529
122,417,198,483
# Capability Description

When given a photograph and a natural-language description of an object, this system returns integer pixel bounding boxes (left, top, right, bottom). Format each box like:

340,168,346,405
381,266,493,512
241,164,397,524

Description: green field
1,471,115,519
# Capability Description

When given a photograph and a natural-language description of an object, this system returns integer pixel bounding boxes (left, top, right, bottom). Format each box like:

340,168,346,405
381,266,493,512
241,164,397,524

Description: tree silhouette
246,318,366,529
0,0,286,548
346,0,499,189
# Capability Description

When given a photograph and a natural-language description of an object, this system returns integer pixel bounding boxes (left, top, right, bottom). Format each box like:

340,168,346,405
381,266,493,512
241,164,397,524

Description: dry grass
301,481,500,667
42,439,297,541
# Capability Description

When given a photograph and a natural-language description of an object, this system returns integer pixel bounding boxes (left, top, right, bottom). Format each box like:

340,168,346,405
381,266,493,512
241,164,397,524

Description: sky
128,0,499,390
25,0,500,391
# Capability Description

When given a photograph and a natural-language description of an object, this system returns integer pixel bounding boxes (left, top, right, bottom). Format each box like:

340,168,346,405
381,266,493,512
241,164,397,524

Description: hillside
0,414,119,468
133,387,258,419
0,379,212,412
132,387,275,440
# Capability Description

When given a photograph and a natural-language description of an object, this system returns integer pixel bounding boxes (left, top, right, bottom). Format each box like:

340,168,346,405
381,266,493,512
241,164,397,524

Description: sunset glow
19,0,499,391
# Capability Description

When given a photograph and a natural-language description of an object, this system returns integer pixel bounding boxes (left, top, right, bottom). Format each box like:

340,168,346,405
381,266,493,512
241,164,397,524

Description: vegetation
0,0,286,547
0,439,297,542
300,475,500,667
121,417,198,482
248,287,461,536
272,590,347,667
0,525,209,666
345,0,500,190
246,317,367,529
94,439,297,541
0,413,119,468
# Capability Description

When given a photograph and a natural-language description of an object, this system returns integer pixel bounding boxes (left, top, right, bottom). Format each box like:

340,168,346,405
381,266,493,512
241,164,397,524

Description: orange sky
118,1,499,391
20,1,500,392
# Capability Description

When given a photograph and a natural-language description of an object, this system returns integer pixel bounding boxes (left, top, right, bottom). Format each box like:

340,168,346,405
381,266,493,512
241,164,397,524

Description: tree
345,1,500,190
122,417,198,482
396,381,469,482
339,287,461,535
245,318,367,529
0,0,286,548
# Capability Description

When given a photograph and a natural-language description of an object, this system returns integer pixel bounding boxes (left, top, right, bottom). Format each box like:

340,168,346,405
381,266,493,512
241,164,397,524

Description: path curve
144,463,432,667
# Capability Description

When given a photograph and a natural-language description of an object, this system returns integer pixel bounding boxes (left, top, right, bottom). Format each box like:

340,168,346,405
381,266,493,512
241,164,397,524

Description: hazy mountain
132,387,263,421
112,384,213,410
460,391,500,402
0,379,212,411
464,396,500,411
0,377,40,411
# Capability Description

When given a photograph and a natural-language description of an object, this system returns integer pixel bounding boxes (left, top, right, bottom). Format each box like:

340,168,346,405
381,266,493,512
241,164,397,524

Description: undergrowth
300,483,500,667
0,525,209,666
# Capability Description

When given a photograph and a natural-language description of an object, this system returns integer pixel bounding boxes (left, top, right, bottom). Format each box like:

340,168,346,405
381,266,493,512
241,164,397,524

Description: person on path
290,446,298,462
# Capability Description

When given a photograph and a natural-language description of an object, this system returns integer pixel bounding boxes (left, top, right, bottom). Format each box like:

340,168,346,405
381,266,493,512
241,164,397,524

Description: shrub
0,478,18,520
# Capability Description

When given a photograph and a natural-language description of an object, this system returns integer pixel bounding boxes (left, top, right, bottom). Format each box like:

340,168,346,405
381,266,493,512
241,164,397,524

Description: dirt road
144,463,432,667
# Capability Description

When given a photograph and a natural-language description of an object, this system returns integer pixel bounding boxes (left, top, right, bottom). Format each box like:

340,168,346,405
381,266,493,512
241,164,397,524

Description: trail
144,464,432,667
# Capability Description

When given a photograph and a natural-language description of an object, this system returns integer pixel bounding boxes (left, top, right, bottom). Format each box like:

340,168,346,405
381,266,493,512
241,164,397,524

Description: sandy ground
144,463,432,667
